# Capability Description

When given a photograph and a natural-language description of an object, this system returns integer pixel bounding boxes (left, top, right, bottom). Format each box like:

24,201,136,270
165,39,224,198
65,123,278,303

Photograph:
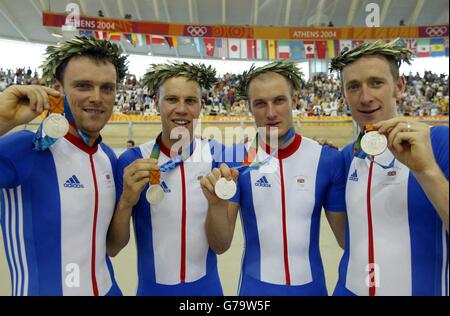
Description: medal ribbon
63,97,102,148
353,125,395,169
236,127,295,175
149,133,195,184
32,95,65,151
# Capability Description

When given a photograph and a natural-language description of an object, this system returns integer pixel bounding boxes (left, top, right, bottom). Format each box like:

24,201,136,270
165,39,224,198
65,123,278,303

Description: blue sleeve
208,139,226,169
229,181,240,203
430,125,449,179
100,143,118,206
100,143,117,166
222,143,246,167
322,146,346,212
115,148,142,203
341,142,356,179
206,140,246,169
208,139,245,170
0,131,35,189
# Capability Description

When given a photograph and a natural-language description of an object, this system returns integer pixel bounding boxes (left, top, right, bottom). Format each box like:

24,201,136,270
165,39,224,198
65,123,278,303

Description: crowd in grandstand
0,67,40,90
1,66,448,117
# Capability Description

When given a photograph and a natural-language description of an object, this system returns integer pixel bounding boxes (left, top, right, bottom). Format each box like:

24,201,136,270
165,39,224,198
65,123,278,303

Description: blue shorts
238,274,328,296
105,283,123,296
332,282,357,296
137,272,223,296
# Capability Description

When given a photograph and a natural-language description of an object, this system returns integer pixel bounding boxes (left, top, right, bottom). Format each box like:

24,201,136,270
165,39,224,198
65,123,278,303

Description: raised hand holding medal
33,95,71,151
353,124,395,169
372,118,435,173
211,128,295,201
200,163,240,204
0,85,61,137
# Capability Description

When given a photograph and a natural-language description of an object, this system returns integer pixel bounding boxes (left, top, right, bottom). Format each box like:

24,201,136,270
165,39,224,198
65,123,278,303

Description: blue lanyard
237,127,296,175
150,133,195,172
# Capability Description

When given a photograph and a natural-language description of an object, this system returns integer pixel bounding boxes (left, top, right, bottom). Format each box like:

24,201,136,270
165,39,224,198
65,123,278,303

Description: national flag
130,34,137,47
165,36,178,48
193,37,205,56
179,37,192,45
406,39,417,55
290,41,304,59
228,39,241,59
139,34,152,47
109,32,121,41
145,34,151,45
316,40,327,59
256,40,267,59
204,38,215,57
240,39,248,59
416,39,431,57
268,40,277,59
79,30,93,38
124,33,136,46
136,34,151,46
327,40,339,59
247,39,256,59
216,38,228,58
165,36,173,47
352,40,364,47
278,40,290,59
95,31,108,40
151,35,166,45
304,41,315,59
215,38,223,57
193,37,200,54
430,38,445,57
137,34,144,47
339,40,353,53
444,37,449,56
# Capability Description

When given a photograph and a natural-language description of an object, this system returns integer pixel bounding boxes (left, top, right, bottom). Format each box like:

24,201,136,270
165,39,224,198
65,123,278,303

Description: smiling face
155,76,202,148
56,56,117,138
341,55,405,129
247,72,296,143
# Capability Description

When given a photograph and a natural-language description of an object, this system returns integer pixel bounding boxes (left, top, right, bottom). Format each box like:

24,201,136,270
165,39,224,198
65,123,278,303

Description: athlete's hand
121,158,159,207
0,85,60,135
373,118,436,173
313,137,338,150
200,163,239,205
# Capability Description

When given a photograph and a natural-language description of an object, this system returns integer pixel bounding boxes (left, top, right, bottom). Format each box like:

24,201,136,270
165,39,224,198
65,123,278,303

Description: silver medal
214,178,237,200
361,131,388,156
146,184,165,204
43,113,69,139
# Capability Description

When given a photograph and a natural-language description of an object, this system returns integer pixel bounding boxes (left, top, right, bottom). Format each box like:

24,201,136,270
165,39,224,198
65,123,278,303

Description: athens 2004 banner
42,12,449,40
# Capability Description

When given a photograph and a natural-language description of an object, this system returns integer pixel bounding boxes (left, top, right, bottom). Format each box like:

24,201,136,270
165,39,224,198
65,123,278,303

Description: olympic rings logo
425,26,448,37
186,26,208,37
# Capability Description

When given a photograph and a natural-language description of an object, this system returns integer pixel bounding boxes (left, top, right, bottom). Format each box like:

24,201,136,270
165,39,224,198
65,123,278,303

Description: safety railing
22,117,449,142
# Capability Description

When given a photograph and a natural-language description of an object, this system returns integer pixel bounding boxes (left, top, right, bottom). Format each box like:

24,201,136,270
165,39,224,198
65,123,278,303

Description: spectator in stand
126,140,135,148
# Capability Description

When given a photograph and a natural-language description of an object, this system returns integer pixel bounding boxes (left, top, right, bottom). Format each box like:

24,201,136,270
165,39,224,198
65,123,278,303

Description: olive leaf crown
142,61,217,96
329,38,413,73
41,36,128,85
236,60,304,100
